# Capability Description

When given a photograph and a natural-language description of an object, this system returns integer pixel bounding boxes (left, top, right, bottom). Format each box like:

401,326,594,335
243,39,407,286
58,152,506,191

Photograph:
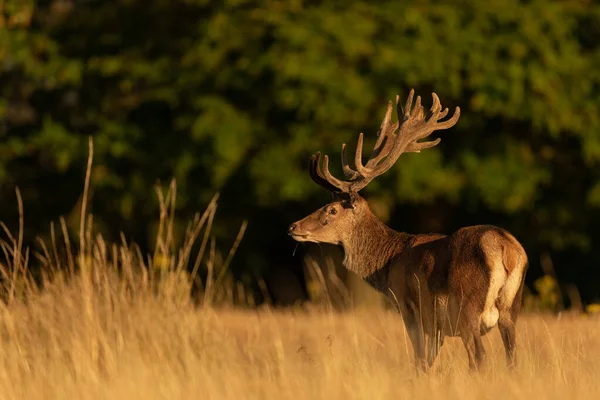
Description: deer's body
339,206,527,369
289,89,528,371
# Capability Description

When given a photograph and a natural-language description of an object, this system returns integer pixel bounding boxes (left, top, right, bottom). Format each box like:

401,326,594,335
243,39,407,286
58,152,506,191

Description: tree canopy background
2,0,600,307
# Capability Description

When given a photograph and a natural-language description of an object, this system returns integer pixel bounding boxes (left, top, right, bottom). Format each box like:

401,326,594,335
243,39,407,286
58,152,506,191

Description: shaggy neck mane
341,210,411,278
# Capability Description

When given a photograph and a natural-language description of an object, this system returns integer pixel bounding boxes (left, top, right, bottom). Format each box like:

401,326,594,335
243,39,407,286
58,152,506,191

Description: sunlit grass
0,291,598,399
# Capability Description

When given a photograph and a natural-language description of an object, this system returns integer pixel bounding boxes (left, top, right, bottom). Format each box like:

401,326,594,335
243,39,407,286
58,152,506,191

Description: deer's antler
309,90,460,193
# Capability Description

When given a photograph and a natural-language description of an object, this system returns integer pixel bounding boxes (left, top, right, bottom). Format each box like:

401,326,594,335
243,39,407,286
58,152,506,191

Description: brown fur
290,196,528,372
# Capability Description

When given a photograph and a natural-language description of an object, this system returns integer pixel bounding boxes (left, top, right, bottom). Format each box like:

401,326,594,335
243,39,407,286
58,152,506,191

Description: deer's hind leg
459,304,487,371
498,278,525,369
461,329,486,371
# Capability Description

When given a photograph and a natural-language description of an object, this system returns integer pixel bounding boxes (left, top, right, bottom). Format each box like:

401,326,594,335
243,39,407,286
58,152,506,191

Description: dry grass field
0,147,598,400
0,238,598,400
0,280,598,400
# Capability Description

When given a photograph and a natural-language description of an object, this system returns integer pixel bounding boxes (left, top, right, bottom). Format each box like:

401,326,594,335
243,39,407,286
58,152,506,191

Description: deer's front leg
426,332,444,369
406,323,428,372
400,307,428,372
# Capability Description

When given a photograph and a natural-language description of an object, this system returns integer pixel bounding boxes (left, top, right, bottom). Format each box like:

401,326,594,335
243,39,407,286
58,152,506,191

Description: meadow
0,279,598,400
0,146,598,400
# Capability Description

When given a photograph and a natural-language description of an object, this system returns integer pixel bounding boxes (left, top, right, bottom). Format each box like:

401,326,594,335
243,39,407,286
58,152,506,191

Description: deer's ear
348,192,360,208
333,192,358,209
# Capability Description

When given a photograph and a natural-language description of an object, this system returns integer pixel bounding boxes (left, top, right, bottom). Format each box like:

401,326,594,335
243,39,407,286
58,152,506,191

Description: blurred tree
1,0,600,305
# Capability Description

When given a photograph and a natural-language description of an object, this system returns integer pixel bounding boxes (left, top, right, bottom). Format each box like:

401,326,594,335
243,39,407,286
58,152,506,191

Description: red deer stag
288,90,528,372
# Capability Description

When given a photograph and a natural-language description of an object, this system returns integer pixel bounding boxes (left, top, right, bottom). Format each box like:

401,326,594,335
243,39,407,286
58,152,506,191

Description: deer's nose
288,223,297,235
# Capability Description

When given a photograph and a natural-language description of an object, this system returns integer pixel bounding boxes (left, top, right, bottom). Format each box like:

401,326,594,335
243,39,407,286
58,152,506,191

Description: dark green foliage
2,0,600,304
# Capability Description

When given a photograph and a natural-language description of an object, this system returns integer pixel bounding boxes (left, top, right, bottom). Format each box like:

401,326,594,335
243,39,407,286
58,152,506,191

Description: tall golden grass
0,140,599,399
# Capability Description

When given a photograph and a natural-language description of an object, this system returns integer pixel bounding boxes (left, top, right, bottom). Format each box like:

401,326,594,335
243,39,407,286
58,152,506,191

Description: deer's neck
341,213,411,280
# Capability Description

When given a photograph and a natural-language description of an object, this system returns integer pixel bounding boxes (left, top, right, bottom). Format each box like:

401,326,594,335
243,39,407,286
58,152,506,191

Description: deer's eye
329,208,337,215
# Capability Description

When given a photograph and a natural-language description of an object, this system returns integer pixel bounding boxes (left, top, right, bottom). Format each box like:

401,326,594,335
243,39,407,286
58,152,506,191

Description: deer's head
288,90,460,245
288,192,368,245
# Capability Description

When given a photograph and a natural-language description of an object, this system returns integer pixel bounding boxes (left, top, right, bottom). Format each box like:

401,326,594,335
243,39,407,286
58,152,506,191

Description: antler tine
354,133,373,176
412,95,425,122
309,152,342,193
436,107,461,129
377,101,394,139
365,101,398,169
438,108,449,120
431,93,442,114
403,89,415,120
405,138,441,153
396,94,403,121
341,143,359,179
321,154,350,192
